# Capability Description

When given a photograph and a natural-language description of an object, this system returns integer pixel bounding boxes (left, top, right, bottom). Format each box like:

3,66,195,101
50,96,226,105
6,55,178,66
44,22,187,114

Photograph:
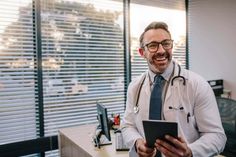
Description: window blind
0,0,186,156
0,0,39,144
40,0,125,137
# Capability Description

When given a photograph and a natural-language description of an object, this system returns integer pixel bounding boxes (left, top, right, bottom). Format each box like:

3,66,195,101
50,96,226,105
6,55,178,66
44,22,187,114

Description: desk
58,124,128,157
58,124,225,157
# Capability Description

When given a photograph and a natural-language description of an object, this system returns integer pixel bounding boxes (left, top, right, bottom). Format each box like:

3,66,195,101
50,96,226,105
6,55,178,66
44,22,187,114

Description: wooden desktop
58,124,128,157
58,124,225,157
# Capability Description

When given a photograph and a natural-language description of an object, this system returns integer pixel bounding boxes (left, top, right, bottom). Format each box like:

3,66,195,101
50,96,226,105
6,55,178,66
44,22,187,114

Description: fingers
165,135,185,149
136,139,156,157
137,147,156,157
154,135,192,157
177,136,186,143
155,139,183,157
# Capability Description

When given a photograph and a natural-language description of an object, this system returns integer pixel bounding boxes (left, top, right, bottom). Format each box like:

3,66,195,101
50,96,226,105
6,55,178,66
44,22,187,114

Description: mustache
152,51,170,59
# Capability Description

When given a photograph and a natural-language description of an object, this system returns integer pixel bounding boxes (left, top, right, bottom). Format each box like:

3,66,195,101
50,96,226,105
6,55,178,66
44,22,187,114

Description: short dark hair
139,21,171,47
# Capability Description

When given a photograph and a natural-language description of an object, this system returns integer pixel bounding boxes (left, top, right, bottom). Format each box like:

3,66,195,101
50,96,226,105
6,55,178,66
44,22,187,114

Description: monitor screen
96,102,111,141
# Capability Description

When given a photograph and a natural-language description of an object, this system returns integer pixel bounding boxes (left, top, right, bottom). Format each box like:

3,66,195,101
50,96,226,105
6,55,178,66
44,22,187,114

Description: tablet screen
142,120,178,148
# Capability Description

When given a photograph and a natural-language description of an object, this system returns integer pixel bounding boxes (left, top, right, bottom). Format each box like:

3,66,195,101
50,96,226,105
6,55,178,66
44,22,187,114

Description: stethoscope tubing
133,64,186,114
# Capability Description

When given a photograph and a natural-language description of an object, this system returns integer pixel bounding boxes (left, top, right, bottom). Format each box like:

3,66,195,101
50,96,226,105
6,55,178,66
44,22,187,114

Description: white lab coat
121,62,226,157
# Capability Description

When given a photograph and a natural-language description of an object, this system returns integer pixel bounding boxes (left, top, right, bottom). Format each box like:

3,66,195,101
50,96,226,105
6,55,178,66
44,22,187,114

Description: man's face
141,29,173,73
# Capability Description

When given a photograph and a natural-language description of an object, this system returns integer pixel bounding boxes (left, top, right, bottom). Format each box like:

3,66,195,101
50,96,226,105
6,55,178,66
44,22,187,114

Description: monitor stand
93,128,112,148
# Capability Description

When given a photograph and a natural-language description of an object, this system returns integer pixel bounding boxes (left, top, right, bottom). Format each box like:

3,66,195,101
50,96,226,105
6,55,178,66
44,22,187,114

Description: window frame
0,0,187,156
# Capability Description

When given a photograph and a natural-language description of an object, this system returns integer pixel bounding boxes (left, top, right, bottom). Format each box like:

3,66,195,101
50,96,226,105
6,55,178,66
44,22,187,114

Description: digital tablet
142,120,178,148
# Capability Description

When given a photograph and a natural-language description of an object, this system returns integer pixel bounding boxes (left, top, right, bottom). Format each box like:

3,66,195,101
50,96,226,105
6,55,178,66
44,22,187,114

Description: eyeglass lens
146,39,173,53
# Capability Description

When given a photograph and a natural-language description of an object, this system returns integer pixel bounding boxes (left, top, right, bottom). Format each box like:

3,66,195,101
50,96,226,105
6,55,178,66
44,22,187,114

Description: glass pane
41,0,125,137
0,0,39,145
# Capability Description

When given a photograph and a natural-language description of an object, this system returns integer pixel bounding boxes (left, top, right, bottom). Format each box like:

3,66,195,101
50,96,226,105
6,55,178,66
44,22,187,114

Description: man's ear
138,48,145,57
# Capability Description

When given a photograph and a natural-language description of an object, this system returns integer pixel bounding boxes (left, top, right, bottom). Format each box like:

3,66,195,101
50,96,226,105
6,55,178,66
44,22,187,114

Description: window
0,0,39,144
1,0,125,156
0,0,186,156
40,0,125,137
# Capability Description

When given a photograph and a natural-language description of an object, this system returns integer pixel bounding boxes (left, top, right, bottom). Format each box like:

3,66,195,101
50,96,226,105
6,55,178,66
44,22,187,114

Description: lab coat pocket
164,109,198,143
178,112,198,143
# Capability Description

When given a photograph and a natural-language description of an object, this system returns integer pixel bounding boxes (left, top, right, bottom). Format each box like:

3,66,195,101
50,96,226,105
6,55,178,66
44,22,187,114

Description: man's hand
154,135,192,157
135,138,157,157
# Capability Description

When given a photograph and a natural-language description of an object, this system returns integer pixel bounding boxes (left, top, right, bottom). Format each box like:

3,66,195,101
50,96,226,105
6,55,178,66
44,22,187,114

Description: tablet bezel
142,120,178,148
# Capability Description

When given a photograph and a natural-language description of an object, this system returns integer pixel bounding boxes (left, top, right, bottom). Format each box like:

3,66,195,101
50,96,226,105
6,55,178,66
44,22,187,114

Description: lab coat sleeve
129,145,139,157
120,78,143,153
187,74,227,157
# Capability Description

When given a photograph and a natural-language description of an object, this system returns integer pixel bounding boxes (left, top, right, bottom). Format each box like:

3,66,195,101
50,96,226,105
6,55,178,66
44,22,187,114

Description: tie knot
154,75,163,84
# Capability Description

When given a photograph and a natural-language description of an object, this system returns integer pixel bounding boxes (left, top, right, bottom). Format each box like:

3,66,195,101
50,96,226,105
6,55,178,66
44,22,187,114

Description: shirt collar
148,61,174,84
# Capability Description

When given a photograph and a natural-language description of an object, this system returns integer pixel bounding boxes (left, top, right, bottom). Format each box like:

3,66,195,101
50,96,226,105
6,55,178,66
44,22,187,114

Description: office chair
216,97,236,157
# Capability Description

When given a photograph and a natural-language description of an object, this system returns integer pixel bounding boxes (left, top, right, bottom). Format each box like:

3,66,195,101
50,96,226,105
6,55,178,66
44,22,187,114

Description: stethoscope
133,63,186,114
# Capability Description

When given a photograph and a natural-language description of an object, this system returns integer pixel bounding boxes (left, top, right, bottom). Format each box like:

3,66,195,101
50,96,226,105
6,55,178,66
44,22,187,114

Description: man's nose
156,44,165,52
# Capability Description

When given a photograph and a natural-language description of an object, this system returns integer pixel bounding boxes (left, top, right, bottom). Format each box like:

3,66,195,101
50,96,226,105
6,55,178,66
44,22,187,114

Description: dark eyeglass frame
143,39,174,53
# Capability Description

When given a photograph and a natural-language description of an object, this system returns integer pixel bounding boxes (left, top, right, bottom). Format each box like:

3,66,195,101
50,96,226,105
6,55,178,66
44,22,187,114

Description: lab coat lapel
144,72,151,97
138,72,151,120
164,63,179,102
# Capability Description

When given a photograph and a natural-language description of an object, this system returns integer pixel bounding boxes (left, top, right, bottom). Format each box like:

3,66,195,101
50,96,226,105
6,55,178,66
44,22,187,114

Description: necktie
149,75,164,120
149,75,164,157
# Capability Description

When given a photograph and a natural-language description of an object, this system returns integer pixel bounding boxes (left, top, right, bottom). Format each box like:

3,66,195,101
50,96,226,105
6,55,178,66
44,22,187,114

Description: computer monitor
94,102,112,147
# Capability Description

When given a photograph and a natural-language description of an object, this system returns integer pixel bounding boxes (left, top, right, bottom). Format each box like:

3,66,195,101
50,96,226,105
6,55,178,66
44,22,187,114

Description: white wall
189,0,236,100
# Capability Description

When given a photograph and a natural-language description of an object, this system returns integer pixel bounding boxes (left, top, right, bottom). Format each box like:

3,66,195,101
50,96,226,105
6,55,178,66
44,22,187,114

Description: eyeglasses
143,39,173,53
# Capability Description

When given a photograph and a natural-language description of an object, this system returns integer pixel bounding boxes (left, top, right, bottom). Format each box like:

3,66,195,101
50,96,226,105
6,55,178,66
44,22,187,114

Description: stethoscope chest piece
133,106,139,114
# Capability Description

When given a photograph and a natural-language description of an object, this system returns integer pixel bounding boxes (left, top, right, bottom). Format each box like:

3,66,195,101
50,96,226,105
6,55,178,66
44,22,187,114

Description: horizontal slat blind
40,0,125,136
0,0,39,145
130,0,186,79
0,1,186,156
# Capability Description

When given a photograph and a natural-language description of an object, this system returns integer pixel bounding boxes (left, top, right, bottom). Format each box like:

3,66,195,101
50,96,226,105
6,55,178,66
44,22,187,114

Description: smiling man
121,21,226,157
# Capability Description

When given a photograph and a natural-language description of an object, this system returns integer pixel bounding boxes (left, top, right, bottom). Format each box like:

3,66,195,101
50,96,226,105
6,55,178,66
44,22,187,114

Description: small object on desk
59,124,128,157
221,89,231,98
115,131,129,151
93,128,112,148
111,113,121,125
